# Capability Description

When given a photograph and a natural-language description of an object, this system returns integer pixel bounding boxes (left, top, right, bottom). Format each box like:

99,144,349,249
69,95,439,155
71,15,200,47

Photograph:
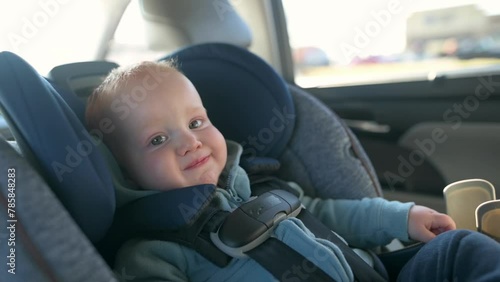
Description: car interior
1,0,500,281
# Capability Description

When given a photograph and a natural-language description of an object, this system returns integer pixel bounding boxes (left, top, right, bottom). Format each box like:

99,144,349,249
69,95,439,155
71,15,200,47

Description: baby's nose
175,131,202,155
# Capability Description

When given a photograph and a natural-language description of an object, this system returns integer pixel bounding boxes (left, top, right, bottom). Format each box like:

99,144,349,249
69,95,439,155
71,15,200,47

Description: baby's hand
407,205,456,243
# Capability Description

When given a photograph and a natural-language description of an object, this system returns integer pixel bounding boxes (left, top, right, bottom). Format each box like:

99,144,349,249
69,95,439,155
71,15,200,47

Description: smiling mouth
184,155,210,170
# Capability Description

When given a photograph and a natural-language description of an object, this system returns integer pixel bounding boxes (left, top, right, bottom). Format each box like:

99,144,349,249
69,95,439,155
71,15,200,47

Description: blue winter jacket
112,141,414,282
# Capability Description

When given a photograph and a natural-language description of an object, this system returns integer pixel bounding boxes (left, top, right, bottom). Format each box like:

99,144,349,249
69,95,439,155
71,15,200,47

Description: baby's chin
196,171,221,187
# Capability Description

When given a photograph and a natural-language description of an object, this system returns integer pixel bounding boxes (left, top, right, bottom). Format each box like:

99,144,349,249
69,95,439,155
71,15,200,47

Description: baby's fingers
429,213,456,235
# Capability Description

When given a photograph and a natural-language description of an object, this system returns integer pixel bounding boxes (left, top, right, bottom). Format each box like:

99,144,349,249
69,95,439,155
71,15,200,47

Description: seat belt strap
159,198,337,281
118,183,388,282
207,189,386,281
297,209,388,282
249,175,388,281
246,237,337,282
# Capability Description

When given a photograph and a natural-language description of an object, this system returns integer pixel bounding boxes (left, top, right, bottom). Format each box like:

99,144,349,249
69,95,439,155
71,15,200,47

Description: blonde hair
85,59,178,133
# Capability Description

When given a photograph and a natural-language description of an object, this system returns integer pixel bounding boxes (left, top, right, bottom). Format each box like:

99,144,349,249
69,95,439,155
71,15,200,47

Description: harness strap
118,188,337,281
297,209,387,282
247,237,337,282
111,173,389,281
250,175,388,281
181,189,386,281
146,204,233,268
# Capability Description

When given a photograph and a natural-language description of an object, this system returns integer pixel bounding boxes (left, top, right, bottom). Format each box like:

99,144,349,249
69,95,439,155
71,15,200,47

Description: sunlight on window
283,0,500,87
0,0,106,75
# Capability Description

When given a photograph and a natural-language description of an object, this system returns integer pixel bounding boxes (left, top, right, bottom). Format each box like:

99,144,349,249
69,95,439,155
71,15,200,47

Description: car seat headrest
160,43,295,159
0,51,115,243
47,60,120,124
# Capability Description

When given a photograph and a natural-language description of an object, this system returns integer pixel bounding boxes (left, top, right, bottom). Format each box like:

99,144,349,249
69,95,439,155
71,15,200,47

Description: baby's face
108,70,227,191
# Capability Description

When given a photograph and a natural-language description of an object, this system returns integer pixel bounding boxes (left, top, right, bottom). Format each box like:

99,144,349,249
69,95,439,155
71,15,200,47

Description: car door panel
305,76,500,201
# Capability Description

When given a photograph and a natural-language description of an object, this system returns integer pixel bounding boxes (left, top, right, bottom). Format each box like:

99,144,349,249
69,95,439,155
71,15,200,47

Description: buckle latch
210,189,302,258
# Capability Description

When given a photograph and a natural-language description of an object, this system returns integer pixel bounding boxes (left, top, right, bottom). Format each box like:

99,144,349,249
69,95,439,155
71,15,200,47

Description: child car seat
0,43,412,282
0,51,115,244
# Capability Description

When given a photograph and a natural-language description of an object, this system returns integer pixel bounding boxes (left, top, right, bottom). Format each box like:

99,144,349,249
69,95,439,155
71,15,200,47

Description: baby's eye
150,135,167,146
189,119,203,129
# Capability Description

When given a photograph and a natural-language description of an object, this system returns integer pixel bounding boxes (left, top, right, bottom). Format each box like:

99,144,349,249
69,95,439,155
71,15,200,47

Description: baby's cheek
140,156,176,189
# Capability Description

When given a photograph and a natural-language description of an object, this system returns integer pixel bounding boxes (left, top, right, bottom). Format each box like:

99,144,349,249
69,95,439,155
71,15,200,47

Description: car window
0,0,106,75
282,0,500,87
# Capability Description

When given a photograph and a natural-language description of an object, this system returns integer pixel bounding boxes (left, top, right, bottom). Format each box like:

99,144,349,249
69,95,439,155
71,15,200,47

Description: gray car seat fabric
277,85,383,199
0,139,117,282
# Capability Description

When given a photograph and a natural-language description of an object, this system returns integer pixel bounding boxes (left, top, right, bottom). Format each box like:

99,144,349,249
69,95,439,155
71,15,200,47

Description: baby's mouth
184,155,210,170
